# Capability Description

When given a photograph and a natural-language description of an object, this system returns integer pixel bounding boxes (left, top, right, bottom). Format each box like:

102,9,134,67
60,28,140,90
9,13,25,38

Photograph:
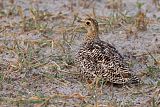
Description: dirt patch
0,0,160,107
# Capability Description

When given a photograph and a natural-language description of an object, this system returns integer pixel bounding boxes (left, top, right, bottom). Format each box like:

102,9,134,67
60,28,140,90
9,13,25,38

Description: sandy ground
0,0,160,107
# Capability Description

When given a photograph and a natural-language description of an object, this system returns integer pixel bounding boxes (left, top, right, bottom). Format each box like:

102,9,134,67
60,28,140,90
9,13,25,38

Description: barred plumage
76,18,140,84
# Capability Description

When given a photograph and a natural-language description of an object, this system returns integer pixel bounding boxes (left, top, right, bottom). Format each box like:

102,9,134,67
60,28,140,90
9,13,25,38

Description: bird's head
77,17,99,41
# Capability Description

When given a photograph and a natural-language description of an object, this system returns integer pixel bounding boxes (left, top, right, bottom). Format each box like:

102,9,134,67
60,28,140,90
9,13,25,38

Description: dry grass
0,0,160,107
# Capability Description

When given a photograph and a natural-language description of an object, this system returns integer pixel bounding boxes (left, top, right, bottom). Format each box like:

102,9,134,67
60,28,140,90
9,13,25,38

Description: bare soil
0,0,160,107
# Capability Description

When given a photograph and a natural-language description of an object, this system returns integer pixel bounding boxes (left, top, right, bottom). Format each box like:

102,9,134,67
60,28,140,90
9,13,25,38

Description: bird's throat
85,31,99,42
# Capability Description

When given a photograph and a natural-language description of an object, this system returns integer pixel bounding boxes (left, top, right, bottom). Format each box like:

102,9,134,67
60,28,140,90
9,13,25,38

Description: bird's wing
91,41,132,84
76,41,140,84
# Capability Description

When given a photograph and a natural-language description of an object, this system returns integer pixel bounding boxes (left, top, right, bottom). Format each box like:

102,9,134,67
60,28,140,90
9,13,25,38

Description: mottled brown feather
76,18,140,84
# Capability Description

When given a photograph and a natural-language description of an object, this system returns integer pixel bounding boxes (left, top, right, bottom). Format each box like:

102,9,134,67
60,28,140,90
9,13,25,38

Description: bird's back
76,40,140,84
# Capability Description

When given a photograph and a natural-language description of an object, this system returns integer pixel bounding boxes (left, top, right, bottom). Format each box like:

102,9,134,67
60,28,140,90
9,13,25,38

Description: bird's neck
85,31,100,42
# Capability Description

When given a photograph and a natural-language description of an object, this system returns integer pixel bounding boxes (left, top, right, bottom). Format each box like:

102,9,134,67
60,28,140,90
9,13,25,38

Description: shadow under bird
75,17,141,85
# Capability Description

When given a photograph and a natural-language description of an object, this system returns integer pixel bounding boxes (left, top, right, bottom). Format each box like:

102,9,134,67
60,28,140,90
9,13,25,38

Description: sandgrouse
76,17,140,84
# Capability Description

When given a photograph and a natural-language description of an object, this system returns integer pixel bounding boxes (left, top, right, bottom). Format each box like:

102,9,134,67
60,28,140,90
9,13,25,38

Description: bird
75,17,140,85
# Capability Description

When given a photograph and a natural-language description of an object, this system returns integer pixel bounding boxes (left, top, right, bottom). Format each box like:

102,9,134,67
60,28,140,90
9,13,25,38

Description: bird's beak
77,18,85,28
77,18,85,23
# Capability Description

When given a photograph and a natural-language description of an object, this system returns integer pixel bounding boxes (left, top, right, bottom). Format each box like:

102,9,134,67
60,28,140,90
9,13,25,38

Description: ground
0,0,160,107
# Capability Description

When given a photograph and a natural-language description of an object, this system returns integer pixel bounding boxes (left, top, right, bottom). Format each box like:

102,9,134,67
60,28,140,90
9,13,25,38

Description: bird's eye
86,21,91,26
